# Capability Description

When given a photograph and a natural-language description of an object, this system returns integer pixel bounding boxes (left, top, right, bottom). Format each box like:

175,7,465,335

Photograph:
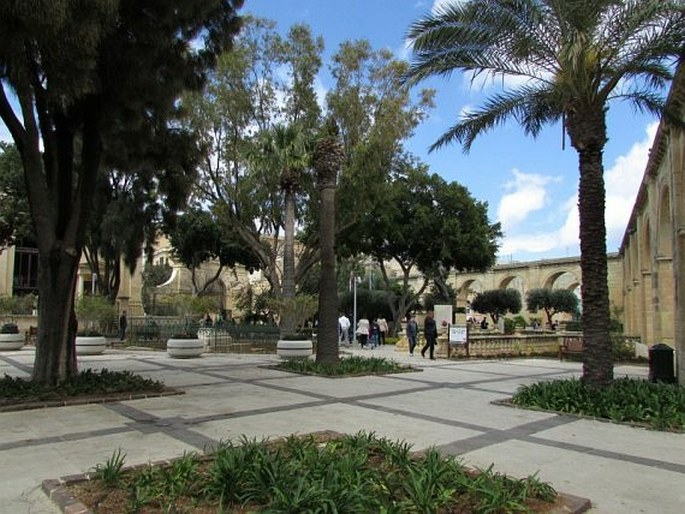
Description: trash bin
648,343,676,383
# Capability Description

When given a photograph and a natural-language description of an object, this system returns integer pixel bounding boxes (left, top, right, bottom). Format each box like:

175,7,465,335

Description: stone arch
657,185,673,258
542,270,581,291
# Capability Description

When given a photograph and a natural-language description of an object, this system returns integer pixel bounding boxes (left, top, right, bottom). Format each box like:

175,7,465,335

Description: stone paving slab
0,346,681,513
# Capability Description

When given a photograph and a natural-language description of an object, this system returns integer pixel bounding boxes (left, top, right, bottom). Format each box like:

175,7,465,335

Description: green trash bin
648,343,675,383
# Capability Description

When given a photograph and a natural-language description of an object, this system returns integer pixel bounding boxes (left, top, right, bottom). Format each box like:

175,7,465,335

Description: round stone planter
276,339,313,360
75,336,107,355
167,338,204,358
0,333,25,351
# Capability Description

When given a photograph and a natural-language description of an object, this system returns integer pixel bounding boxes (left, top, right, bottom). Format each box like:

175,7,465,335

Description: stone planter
75,336,107,355
0,333,25,351
167,338,204,358
276,339,313,360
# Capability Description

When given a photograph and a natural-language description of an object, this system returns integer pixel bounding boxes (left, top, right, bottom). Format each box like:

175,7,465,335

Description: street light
352,275,361,344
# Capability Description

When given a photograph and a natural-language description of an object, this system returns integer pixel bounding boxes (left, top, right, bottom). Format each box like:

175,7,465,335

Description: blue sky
0,0,663,263
245,0,662,263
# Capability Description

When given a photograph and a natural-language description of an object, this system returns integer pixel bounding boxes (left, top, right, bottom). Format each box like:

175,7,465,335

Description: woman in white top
356,317,370,347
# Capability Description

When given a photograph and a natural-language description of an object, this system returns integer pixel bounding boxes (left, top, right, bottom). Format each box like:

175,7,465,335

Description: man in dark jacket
421,310,438,359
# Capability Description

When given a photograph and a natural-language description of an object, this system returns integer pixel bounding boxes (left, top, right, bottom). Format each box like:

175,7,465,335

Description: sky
0,0,664,264
244,0,663,263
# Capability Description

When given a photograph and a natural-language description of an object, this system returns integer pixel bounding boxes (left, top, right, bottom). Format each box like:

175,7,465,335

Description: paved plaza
0,345,683,513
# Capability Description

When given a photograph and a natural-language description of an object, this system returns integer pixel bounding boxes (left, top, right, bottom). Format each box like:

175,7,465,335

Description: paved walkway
0,345,683,513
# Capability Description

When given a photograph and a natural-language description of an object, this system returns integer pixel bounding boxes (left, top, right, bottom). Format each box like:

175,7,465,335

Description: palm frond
429,83,559,153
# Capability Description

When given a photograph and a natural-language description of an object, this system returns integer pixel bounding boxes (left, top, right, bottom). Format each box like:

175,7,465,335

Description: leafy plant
512,378,685,432
73,431,557,512
92,449,126,486
276,355,415,376
0,322,19,334
75,295,117,336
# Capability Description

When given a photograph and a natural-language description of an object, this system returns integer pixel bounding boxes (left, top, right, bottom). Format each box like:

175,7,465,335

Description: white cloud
497,169,557,230
604,122,658,239
496,122,657,260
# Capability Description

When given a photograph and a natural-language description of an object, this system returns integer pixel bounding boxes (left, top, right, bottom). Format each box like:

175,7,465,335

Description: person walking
356,316,370,348
118,310,127,341
377,316,388,345
406,313,419,356
369,318,380,349
338,313,351,345
421,310,438,360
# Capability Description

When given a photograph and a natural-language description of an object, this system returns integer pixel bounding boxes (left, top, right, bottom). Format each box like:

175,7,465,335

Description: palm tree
406,0,684,387
314,119,345,364
253,124,310,337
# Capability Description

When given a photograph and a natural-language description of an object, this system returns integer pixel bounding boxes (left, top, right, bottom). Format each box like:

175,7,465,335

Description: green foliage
513,378,685,432
503,318,516,335
0,368,165,406
75,295,117,336
0,294,37,315
266,294,318,336
471,289,522,324
0,143,33,247
0,322,19,334
93,449,127,487
338,287,394,321
526,288,579,327
166,207,260,294
275,355,414,376
81,431,556,512
512,315,527,328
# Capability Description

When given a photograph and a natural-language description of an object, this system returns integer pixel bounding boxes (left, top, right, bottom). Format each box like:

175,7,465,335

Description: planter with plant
75,295,116,355
0,322,24,350
167,323,203,358
269,295,317,359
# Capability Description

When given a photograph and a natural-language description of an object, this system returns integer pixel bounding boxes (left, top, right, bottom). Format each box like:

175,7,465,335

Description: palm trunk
568,106,613,388
316,179,339,364
281,188,296,337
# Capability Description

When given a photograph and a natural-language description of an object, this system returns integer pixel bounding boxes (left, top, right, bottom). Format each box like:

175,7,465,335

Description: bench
559,336,584,361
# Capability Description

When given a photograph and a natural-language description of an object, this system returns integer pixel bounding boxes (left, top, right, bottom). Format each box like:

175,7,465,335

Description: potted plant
269,295,318,359
75,295,116,355
0,322,24,350
166,323,203,358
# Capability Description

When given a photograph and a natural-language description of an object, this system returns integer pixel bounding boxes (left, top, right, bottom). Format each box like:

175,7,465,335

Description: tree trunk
31,246,80,385
568,106,613,388
316,181,339,364
281,188,296,336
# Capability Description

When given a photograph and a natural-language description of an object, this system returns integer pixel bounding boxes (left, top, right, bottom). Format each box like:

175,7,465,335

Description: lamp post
352,275,361,344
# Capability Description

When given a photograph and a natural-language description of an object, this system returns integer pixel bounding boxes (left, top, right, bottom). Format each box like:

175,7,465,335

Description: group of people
337,310,439,359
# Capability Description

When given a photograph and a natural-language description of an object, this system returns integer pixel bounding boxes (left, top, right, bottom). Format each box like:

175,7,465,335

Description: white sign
449,325,468,344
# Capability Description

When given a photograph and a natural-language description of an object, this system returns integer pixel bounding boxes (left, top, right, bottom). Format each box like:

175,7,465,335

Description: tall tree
341,156,501,331
526,288,580,328
0,0,244,385
166,207,260,295
471,289,522,325
406,0,684,387
314,120,345,364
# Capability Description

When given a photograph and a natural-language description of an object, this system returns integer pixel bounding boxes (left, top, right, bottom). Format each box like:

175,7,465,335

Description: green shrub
76,295,117,336
503,318,516,334
0,322,19,334
512,378,685,432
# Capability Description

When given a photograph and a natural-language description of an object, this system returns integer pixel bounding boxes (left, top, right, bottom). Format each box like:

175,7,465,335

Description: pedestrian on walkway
356,316,370,348
377,316,388,345
421,310,438,359
118,310,127,341
370,318,380,349
406,313,419,356
338,313,351,345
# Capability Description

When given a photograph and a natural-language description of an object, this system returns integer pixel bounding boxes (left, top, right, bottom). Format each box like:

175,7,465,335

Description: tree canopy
0,0,245,385
526,288,579,328
471,289,522,324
